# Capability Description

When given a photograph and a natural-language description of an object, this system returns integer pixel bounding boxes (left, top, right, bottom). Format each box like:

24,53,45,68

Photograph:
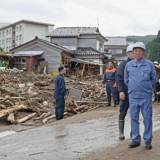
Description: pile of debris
0,71,106,125
0,71,54,124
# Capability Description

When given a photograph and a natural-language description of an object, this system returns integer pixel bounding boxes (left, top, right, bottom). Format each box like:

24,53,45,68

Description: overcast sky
0,0,160,36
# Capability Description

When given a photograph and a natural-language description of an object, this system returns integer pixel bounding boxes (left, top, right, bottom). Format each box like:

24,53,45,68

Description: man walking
124,42,157,149
54,66,67,120
117,44,134,140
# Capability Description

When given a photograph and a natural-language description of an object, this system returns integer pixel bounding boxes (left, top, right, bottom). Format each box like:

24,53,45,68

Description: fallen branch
76,101,108,104
0,97,25,100
42,112,68,124
42,115,56,124
0,104,27,118
16,113,36,123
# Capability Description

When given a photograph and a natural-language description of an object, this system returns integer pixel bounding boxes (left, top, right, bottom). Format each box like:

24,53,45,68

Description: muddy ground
82,131,160,160
0,103,160,160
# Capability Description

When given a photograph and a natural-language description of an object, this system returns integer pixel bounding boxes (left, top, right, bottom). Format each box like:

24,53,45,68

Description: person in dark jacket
103,62,119,107
155,79,160,102
117,44,134,140
54,66,67,120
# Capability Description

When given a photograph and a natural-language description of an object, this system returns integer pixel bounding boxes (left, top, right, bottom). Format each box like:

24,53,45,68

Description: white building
0,20,54,52
0,23,10,29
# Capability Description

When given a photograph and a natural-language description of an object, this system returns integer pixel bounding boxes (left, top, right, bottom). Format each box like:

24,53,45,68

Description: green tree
0,48,4,54
147,30,160,61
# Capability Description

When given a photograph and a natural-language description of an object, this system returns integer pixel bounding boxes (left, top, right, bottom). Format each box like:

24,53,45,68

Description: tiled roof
10,37,73,54
49,27,100,37
105,37,127,46
75,47,103,56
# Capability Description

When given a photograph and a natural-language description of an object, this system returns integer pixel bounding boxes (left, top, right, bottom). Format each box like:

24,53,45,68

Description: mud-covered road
0,104,160,160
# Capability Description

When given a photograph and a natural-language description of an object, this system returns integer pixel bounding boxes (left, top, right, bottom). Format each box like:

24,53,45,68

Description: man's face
60,68,66,75
127,51,134,59
108,62,113,68
133,48,144,60
62,68,66,75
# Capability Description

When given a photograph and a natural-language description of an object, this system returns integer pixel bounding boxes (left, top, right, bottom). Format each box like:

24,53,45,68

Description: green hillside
127,35,156,45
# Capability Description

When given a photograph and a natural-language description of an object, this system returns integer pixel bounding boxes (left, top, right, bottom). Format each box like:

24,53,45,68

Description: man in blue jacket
124,42,157,149
117,44,134,140
54,66,67,120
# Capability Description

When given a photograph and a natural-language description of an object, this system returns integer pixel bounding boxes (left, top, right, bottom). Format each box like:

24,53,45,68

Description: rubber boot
119,120,125,140
113,101,119,107
107,101,111,106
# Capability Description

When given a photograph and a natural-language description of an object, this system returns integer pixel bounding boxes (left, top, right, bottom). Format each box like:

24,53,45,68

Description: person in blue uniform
117,44,134,140
124,42,157,149
103,62,119,107
54,66,67,120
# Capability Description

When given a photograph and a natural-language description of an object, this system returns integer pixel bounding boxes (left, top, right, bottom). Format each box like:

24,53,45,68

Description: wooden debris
0,104,27,118
0,71,106,125
76,101,108,104
42,112,68,124
7,113,16,124
17,113,36,123
42,115,56,124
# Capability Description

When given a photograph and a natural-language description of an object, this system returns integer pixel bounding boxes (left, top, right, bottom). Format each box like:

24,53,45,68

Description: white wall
0,22,53,52
0,27,12,51
23,23,50,43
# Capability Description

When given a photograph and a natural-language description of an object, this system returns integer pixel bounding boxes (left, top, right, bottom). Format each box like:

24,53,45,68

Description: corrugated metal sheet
70,58,104,66
14,51,44,57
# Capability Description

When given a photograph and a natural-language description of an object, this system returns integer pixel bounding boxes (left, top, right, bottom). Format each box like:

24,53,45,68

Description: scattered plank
17,113,36,123
76,101,108,104
42,112,68,124
7,113,16,124
0,104,27,118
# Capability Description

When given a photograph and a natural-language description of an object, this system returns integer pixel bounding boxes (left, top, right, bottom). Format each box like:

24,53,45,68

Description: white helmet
154,61,158,65
133,42,146,50
126,44,134,53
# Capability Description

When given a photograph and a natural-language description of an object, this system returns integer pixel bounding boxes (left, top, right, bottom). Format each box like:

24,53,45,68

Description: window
97,40,100,50
19,34,22,41
16,35,18,41
16,26,18,32
19,25,22,31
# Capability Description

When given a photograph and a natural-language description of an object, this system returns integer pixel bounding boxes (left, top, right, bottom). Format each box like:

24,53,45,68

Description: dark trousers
119,93,129,120
55,97,65,120
106,82,119,103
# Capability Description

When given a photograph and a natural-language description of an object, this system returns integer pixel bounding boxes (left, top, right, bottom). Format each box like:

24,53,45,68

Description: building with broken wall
9,27,111,75
47,27,108,75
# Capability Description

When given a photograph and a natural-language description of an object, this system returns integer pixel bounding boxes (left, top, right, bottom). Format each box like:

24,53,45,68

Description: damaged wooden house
10,27,110,75
47,27,109,75
10,37,73,73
